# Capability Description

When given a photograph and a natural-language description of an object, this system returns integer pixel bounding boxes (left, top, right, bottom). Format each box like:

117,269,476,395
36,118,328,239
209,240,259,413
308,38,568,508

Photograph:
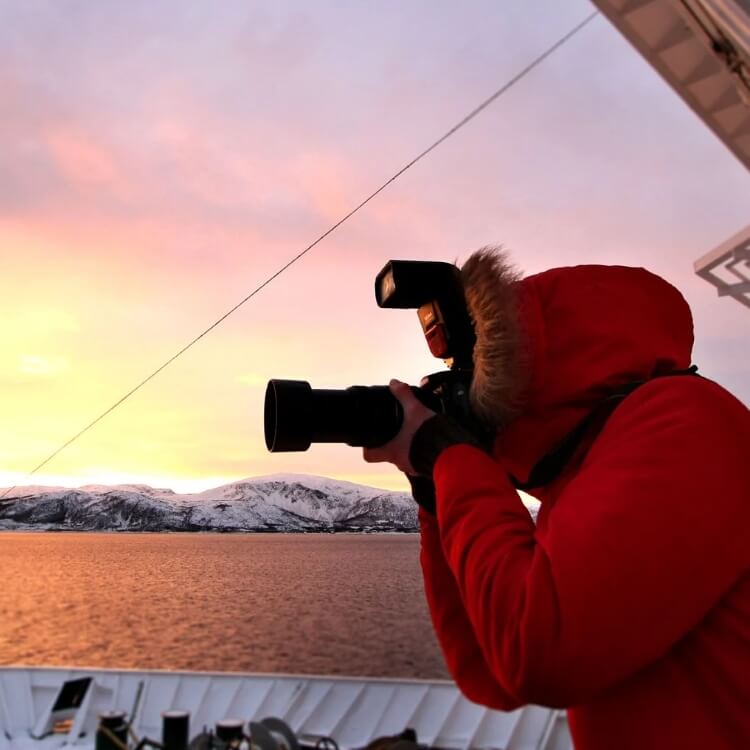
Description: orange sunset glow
1,1,747,494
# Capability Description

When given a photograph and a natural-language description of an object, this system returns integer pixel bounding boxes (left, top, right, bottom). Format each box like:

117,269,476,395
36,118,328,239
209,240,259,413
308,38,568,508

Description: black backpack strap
511,365,700,491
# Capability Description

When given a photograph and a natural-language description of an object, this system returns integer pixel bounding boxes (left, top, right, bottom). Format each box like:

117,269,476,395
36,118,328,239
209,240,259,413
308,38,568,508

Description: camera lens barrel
265,380,406,452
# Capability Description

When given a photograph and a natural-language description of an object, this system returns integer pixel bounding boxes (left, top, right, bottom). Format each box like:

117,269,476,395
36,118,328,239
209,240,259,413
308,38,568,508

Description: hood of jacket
460,247,695,487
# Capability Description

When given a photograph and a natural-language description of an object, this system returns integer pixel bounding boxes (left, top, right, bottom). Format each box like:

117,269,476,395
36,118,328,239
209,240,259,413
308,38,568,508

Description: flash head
375,261,459,308
375,260,475,368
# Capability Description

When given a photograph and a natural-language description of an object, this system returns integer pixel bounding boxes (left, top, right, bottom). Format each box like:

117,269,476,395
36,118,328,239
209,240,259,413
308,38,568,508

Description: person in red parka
363,247,750,750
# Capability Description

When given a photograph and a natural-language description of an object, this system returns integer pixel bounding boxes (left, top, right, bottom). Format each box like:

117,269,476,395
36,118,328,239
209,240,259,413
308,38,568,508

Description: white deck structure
694,224,750,307
591,0,750,169
0,668,571,750
591,0,750,308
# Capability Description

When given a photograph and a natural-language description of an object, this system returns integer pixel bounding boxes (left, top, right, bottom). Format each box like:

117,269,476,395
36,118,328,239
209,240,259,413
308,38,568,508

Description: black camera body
264,260,489,453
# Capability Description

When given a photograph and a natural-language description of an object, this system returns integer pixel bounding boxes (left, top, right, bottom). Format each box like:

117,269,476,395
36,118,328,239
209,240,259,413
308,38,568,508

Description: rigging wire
1,10,599,499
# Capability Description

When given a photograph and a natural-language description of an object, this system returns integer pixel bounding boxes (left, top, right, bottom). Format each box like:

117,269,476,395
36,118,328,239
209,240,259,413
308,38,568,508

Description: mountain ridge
0,475,418,533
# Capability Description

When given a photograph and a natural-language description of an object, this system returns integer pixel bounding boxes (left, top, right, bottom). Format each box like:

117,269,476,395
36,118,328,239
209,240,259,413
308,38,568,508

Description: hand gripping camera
264,260,490,452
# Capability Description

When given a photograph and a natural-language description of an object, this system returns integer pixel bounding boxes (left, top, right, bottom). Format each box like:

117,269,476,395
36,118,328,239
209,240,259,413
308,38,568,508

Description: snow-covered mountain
0,475,417,532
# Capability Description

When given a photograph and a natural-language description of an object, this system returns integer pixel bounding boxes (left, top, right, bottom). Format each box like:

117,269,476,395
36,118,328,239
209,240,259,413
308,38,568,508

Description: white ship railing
0,667,571,750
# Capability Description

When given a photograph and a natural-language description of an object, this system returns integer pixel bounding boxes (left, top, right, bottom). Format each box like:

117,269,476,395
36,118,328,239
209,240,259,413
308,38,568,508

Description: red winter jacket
418,262,750,749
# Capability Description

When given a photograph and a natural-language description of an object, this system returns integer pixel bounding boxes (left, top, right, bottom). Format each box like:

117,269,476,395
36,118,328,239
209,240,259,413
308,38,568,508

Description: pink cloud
43,128,123,189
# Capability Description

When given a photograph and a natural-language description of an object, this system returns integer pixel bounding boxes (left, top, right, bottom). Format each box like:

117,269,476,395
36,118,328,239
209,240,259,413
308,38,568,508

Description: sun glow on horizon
0,471,238,495
0,469,410,495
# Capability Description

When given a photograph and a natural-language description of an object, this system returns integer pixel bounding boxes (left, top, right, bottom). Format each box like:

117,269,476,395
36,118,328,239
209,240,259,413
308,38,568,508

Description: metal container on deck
216,719,245,743
96,711,128,750
162,711,190,750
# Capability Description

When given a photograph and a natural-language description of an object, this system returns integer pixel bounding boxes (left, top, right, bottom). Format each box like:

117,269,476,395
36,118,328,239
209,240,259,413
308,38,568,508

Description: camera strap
511,365,701,492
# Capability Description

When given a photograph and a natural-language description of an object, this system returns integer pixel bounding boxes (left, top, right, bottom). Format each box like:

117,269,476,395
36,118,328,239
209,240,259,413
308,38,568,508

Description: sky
1,1,748,493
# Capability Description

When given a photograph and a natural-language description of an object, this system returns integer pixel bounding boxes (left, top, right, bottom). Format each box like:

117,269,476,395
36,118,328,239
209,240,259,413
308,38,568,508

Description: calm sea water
0,533,449,679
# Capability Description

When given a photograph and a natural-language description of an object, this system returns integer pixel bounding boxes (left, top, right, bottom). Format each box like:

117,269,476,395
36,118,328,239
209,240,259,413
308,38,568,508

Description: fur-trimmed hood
460,247,526,429
460,247,694,481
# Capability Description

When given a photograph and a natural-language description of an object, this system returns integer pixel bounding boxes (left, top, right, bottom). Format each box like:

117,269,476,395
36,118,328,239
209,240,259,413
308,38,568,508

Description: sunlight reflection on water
0,533,448,679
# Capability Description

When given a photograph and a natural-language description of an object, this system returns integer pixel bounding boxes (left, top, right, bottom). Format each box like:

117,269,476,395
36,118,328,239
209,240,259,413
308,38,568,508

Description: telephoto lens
265,380,420,452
